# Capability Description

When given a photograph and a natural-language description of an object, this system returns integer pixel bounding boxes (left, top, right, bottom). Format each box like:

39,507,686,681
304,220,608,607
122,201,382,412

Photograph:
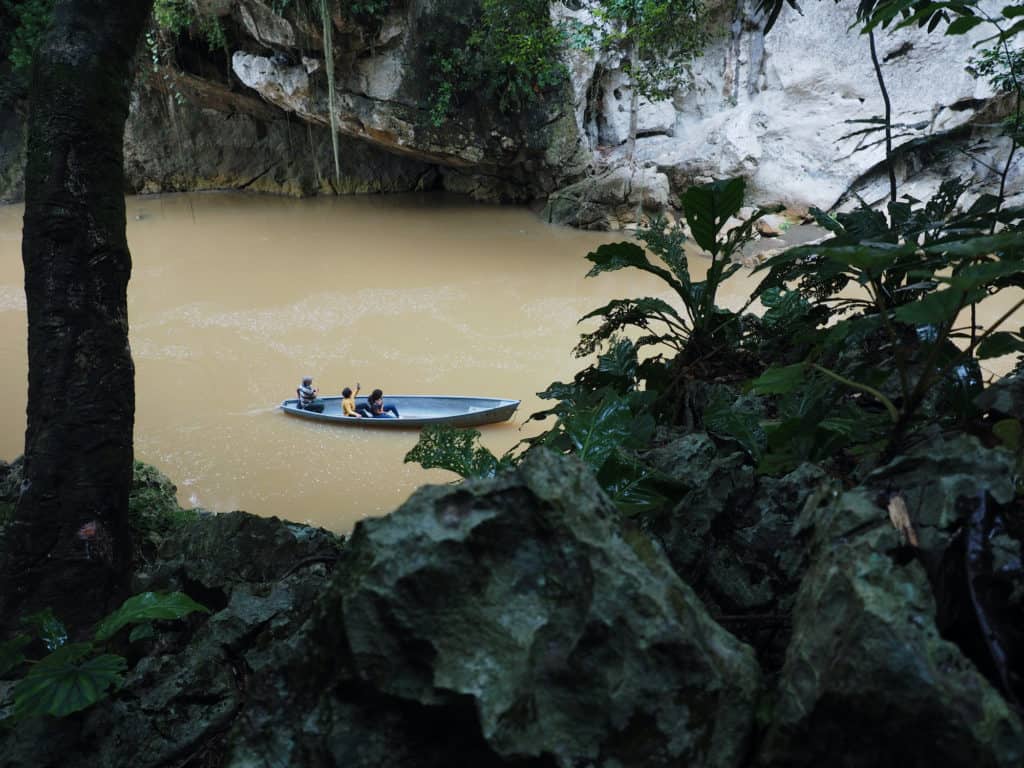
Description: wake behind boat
280,395,520,428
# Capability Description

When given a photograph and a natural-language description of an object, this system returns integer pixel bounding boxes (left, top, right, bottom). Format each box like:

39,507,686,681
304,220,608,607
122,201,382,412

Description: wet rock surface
642,433,823,666
124,71,437,197
0,509,341,768
761,481,1024,768
232,448,762,767
756,435,1024,766
2,441,1023,767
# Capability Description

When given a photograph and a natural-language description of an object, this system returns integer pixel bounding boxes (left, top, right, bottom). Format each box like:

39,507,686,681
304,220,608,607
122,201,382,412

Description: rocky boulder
229,448,762,768
124,70,436,197
0,511,340,768
760,436,1024,767
134,509,341,606
642,433,825,666
543,164,672,230
225,0,590,203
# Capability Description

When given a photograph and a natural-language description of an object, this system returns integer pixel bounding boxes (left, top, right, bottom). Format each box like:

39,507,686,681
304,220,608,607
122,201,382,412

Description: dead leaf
887,494,919,547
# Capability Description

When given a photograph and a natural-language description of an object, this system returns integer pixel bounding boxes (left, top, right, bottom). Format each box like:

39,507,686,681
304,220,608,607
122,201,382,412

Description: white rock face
232,52,312,112
598,0,1021,210
188,0,1024,221
593,65,676,146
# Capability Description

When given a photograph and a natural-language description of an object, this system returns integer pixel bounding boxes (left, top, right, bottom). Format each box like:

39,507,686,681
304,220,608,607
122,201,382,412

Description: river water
3,193,1019,532
0,193,764,532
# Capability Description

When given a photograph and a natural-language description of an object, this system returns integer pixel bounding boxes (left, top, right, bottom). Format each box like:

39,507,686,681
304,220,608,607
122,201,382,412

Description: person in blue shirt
366,388,399,418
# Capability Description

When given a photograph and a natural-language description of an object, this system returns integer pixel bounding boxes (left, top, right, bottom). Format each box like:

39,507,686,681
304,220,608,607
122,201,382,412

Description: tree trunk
0,0,154,632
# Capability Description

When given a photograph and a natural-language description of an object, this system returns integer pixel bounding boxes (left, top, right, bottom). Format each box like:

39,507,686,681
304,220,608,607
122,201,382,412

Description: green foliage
403,424,510,479
21,608,67,652
578,178,780,362
750,179,1024,470
703,392,766,460
569,0,707,101
12,645,126,719
2,592,208,724
2,0,55,74
526,387,670,515
93,591,210,643
338,0,393,30
417,0,1024,516
424,0,568,126
129,461,199,539
0,636,29,677
153,0,192,37
402,386,671,515
152,0,227,53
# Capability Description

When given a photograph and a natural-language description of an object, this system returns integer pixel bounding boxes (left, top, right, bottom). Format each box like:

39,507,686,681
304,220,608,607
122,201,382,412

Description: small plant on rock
0,592,208,722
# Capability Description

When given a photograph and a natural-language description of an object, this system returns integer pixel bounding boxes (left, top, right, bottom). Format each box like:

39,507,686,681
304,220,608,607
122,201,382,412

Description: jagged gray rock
134,509,341,598
0,511,340,768
643,433,825,666
124,72,436,197
229,448,762,768
760,437,1024,768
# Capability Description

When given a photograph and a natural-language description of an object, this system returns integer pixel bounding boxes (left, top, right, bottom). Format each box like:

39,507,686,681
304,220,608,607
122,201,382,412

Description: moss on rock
128,460,199,547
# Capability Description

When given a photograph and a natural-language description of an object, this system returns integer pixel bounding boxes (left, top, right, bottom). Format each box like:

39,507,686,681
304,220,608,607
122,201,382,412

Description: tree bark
0,0,154,632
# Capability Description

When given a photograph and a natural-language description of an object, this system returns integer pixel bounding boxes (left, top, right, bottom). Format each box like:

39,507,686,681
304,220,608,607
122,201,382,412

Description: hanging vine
319,0,342,190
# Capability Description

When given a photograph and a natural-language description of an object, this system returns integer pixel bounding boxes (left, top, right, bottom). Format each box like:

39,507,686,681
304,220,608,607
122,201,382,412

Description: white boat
279,395,520,428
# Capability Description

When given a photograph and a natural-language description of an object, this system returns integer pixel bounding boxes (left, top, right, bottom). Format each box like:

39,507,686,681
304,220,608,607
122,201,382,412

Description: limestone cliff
1,0,1019,228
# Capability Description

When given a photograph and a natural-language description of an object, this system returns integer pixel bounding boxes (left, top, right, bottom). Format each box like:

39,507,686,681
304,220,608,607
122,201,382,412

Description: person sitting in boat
366,388,399,418
296,376,324,413
341,383,362,418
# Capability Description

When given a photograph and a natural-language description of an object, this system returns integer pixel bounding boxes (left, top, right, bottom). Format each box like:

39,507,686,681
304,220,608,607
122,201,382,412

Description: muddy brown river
2,193,1019,532
0,193,761,531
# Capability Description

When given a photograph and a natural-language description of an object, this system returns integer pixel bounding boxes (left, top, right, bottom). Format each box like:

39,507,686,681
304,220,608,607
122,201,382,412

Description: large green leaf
836,206,890,241
585,241,651,274
585,242,679,290
93,592,210,643
823,244,915,274
596,338,639,381
976,332,1024,360
703,396,766,460
12,644,125,719
403,424,502,479
893,286,981,325
946,259,1024,291
922,231,1024,258
945,15,982,34
597,451,670,516
578,296,686,325
0,635,30,677
682,178,745,256
576,297,688,358
750,363,807,395
563,394,645,472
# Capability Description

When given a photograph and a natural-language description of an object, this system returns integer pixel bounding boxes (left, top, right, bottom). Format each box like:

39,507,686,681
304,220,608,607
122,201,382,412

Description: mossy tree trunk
0,0,154,632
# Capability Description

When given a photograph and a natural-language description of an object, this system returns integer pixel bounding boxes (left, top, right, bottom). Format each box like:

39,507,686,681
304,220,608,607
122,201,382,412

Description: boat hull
280,395,520,428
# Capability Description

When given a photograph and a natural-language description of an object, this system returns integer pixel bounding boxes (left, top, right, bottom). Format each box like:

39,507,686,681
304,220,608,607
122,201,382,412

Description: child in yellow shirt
341,383,362,417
